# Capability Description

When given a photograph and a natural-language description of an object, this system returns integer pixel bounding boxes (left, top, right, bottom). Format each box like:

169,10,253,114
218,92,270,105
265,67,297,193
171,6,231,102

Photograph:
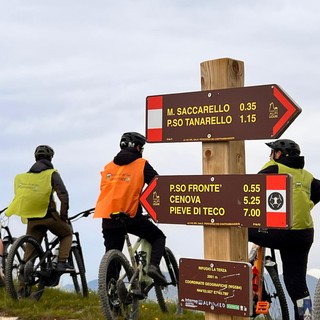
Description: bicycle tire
68,246,88,297
5,235,46,300
155,247,182,315
313,278,320,319
263,263,290,320
2,236,17,272
98,249,139,320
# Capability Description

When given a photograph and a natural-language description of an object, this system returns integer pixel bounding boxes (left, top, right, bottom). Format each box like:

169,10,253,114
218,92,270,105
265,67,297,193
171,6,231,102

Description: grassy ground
0,287,204,320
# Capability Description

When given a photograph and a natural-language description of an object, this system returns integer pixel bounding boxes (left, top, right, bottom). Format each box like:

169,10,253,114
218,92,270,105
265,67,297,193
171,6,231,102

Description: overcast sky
1,0,320,286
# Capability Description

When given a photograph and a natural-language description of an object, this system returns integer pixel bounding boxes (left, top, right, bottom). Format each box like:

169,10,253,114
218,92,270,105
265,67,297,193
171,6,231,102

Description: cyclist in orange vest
94,132,166,283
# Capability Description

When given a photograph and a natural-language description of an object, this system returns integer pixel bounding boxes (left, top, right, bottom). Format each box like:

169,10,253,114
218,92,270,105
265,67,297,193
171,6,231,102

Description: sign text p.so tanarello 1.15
146,84,301,143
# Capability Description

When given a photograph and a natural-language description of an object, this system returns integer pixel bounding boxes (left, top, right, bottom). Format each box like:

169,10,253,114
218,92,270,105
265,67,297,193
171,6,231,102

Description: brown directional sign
140,174,292,228
179,258,252,317
146,84,301,142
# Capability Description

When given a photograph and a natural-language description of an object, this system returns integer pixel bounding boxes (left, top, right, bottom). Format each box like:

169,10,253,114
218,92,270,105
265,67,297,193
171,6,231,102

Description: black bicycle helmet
34,145,55,161
266,139,301,157
120,132,146,149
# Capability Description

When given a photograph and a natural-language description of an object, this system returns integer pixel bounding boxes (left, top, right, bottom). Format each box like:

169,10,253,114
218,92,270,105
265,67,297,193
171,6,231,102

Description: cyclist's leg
24,219,46,262
127,217,166,266
127,217,166,283
280,229,313,320
102,222,126,282
46,213,72,261
102,223,125,253
248,228,283,248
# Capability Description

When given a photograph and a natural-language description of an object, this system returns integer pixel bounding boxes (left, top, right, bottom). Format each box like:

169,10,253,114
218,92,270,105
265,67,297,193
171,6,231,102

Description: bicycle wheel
1,236,16,286
2,236,17,272
263,260,290,320
68,246,88,297
98,249,139,320
5,235,46,301
155,247,182,315
313,278,320,319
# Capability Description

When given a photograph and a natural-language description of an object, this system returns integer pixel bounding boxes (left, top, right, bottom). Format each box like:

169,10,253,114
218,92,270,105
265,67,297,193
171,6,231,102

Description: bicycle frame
0,207,14,244
4,208,94,300
98,212,181,320
250,243,289,319
1,207,16,271
37,208,95,279
120,230,154,298
253,245,268,314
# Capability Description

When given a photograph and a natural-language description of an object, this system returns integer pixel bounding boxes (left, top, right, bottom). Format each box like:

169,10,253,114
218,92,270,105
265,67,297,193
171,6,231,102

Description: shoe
18,263,25,285
24,260,34,284
56,261,74,272
117,279,132,304
16,263,27,298
147,264,167,285
17,287,26,299
0,266,5,287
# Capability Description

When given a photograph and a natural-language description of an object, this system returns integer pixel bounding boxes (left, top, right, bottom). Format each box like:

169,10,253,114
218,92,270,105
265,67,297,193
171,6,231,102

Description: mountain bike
249,243,290,320
98,211,181,320
5,208,94,300
0,207,17,286
313,277,320,318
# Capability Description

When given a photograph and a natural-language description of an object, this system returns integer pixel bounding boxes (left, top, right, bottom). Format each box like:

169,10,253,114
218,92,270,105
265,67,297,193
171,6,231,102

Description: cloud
1,0,320,284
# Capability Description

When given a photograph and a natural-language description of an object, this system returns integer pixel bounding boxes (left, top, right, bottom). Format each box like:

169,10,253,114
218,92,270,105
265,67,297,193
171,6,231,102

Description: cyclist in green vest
6,145,73,275
249,139,320,320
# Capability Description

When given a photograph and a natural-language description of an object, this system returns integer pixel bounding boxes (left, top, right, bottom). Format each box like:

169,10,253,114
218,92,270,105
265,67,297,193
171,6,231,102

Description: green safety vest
262,160,314,229
6,169,56,219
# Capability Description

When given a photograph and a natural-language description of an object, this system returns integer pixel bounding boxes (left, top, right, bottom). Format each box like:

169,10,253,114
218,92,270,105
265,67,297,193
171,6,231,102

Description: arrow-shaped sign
140,174,292,228
146,84,301,142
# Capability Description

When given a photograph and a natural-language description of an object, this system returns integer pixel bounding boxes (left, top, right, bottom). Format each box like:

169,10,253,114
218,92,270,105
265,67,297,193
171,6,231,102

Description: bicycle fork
253,246,270,316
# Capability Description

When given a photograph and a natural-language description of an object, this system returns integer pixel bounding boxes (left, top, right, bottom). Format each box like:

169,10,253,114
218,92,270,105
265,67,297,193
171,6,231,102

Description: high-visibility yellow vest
94,158,146,218
6,169,56,219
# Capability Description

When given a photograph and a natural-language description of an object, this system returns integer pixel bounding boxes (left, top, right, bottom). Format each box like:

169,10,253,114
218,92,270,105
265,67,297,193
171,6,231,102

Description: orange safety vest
94,158,146,218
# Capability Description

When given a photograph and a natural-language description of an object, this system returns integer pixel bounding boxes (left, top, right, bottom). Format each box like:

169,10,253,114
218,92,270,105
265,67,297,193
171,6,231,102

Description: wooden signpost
142,58,300,319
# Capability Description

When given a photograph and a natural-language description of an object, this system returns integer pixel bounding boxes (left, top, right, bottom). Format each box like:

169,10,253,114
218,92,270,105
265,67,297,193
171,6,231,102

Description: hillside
0,286,203,320
9,274,316,319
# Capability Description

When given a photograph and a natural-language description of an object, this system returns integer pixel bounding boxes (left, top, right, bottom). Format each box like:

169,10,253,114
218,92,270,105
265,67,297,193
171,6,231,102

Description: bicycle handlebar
0,206,94,222
68,208,95,221
0,207,8,215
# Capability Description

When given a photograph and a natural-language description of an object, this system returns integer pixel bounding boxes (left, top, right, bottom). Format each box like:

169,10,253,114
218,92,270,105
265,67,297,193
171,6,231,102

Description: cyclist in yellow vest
94,132,166,284
249,139,320,320
6,145,73,274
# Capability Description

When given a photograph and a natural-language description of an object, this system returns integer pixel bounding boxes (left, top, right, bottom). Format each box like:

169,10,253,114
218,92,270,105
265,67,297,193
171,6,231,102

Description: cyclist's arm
311,178,320,205
258,165,278,174
52,171,69,219
144,161,158,185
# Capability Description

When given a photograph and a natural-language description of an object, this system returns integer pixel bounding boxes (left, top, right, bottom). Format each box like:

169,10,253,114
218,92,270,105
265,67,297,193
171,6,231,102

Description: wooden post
200,58,248,320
